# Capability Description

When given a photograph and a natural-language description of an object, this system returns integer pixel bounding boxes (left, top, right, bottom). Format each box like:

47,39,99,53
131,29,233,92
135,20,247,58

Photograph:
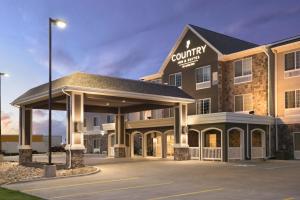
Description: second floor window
106,115,114,123
169,72,182,88
196,98,211,114
285,51,300,71
234,94,253,112
195,65,211,90
285,90,300,109
234,57,252,84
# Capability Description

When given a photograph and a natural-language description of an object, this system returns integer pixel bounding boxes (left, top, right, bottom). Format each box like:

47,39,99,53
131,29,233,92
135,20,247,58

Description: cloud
225,6,300,35
1,113,12,128
33,109,47,118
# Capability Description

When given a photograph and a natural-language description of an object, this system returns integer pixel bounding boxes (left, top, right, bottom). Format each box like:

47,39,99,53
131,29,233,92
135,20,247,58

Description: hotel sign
171,40,207,68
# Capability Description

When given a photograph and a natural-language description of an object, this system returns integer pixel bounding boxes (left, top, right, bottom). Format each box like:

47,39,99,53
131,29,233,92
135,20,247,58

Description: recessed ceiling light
122,100,126,103
106,102,110,106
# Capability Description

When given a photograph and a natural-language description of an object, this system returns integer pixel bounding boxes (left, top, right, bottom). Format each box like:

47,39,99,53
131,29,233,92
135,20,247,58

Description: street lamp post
0,72,9,155
48,18,67,165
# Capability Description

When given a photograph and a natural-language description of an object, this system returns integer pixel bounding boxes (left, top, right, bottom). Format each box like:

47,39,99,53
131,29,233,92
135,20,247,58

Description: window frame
233,57,253,84
195,65,211,90
234,93,253,113
196,98,211,115
93,117,99,127
169,72,182,88
284,50,300,79
285,89,300,110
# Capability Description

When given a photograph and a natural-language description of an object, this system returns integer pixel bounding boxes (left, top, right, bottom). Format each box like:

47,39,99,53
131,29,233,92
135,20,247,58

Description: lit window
285,90,300,109
234,57,252,84
169,72,182,88
196,98,211,114
195,66,211,89
234,94,253,112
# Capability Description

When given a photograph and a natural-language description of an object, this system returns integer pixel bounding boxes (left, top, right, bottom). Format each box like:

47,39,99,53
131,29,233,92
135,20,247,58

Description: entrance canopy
11,72,194,113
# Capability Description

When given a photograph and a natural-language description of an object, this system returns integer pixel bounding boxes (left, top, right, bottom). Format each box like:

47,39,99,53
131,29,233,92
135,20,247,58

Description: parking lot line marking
264,165,295,170
283,197,295,200
22,177,139,192
50,181,173,199
148,187,224,200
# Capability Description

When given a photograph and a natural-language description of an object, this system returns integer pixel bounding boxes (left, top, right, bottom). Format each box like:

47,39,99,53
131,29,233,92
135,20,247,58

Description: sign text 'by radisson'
171,40,207,68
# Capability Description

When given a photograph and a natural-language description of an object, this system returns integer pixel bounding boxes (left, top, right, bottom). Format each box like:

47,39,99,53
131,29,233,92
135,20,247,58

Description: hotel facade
12,24,300,167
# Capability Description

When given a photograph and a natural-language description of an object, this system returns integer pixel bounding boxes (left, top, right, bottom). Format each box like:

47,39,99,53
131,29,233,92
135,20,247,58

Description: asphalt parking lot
4,159,300,200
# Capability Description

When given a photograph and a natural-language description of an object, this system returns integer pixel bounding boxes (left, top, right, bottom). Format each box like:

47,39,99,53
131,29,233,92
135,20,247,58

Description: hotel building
12,24,300,167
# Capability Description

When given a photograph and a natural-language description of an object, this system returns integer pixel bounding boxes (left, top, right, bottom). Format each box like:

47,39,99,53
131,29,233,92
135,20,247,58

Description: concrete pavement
4,159,300,200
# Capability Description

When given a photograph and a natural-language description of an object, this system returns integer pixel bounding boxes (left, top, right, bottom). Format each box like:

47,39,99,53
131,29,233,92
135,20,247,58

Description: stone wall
174,147,190,161
19,149,32,165
84,134,108,154
277,123,300,159
221,53,268,115
66,149,84,168
114,147,126,158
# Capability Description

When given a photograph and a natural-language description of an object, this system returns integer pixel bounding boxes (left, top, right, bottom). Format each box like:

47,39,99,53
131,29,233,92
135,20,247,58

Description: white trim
284,89,300,111
195,65,211,90
283,50,300,73
169,72,182,88
227,127,244,160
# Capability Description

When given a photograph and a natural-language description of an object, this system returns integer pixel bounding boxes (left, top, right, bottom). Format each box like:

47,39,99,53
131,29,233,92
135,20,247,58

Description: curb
2,166,101,186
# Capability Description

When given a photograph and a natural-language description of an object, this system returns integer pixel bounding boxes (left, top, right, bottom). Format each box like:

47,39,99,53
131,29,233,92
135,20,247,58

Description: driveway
4,159,300,200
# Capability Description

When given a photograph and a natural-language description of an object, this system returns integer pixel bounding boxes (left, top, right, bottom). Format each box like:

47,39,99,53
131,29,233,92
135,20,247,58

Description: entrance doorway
202,128,222,161
131,132,143,157
188,130,200,159
166,131,174,157
251,129,265,159
228,128,244,160
294,132,300,159
145,132,162,158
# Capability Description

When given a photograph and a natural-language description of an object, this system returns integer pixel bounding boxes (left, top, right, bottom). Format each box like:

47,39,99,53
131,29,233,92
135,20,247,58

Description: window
106,115,114,123
196,98,211,114
234,57,252,84
285,51,300,71
93,139,100,148
284,51,300,78
285,90,300,109
169,72,182,88
234,94,253,112
195,65,211,89
93,117,99,126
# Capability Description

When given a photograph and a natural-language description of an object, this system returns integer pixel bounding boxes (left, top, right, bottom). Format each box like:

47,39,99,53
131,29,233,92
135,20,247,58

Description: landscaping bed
0,161,99,185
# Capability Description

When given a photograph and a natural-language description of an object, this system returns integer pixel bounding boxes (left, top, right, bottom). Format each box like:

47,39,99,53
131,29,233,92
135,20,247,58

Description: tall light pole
0,72,9,154
48,18,67,165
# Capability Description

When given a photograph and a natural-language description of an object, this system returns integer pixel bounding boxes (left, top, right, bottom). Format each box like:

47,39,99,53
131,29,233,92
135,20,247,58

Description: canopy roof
12,72,194,109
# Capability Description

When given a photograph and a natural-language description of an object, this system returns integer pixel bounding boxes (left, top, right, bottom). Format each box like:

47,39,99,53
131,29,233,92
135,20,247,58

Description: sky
0,0,300,138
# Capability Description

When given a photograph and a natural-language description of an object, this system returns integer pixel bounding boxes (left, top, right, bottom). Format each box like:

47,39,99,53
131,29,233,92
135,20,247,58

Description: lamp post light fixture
48,18,67,166
0,72,9,156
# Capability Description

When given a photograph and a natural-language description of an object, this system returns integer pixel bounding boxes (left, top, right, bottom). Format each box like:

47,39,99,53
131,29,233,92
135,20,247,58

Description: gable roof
189,24,258,54
141,24,259,80
12,72,194,106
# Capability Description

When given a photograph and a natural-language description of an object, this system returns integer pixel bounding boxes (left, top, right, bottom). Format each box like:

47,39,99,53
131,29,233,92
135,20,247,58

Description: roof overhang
12,85,195,107
271,41,300,53
219,45,266,61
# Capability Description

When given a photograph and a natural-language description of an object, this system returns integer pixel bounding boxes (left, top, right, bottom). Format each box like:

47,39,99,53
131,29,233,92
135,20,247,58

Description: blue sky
1,0,300,137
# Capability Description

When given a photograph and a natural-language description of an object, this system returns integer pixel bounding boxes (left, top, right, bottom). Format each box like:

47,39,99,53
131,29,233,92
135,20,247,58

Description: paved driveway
4,160,300,200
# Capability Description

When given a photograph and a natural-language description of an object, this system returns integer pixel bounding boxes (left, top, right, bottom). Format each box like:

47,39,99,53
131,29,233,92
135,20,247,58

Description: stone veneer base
114,147,126,158
66,149,84,168
174,147,191,161
19,149,32,165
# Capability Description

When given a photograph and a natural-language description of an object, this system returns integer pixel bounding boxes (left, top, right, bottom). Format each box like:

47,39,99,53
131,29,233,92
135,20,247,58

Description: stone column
114,108,126,158
19,106,33,165
174,103,190,161
65,93,85,168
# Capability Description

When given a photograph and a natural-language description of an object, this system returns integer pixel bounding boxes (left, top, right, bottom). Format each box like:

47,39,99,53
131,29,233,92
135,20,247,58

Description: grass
0,187,43,200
